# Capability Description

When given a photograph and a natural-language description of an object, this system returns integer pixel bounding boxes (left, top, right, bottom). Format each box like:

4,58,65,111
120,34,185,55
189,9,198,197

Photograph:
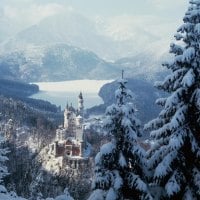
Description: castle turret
64,103,76,136
78,92,84,117
64,103,69,129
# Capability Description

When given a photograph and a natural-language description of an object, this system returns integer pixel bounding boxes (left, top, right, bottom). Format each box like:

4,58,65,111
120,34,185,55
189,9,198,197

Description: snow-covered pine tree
145,1,200,199
54,188,74,200
0,135,10,198
89,75,151,200
0,136,9,185
0,135,26,200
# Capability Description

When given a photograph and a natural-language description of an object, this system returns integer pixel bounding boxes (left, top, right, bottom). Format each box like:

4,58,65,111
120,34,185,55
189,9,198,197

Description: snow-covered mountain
0,42,170,82
0,10,173,83
1,11,165,61
0,43,122,82
115,40,171,81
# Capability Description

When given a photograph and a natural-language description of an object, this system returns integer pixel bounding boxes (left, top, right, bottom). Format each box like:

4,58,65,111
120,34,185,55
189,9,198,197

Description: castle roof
65,103,76,112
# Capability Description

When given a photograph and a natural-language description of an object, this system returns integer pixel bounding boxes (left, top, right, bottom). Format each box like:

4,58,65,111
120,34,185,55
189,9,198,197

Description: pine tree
89,75,151,200
54,188,74,200
145,1,200,199
0,135,26,200
0,136,9,185
0,135,9,198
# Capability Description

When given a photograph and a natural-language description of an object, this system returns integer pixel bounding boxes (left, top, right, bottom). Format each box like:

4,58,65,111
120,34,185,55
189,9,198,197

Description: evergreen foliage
54,188,74,200
145,0,200,199
90,77,151,200
0,136,9,184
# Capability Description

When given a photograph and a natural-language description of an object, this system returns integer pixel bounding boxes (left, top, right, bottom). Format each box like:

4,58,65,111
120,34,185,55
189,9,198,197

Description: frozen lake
30,80,113,109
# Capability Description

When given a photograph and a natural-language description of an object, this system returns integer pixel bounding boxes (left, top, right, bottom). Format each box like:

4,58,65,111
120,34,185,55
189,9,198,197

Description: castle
49,92,87,160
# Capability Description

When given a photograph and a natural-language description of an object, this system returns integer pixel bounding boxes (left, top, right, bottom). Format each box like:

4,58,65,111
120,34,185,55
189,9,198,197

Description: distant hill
0,44,122,82
88,78,166,125
0,79,39,97
0,79,62,125
115,54,169,81
0,11,171,83
0,42,169,82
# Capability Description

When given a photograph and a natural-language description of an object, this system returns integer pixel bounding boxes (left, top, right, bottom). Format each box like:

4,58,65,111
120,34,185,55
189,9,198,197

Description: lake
30,80,113,109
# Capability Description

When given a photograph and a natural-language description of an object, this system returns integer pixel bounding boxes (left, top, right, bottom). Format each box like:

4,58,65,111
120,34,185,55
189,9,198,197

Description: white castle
50,92,87,158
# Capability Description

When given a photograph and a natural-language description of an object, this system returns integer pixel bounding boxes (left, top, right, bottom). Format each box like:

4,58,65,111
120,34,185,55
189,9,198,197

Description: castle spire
66,102,69,109
78,92,84,117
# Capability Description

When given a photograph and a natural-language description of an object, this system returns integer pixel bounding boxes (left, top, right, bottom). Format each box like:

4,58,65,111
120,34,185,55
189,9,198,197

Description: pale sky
0,0,188,28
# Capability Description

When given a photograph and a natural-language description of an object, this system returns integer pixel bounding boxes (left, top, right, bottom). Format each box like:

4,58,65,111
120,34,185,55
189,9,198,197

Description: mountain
0,79,39,97
0,11,172,82
1,11,162,61
0,43,122,82
0,78,61,122
115,53,169,81
0,40,170,82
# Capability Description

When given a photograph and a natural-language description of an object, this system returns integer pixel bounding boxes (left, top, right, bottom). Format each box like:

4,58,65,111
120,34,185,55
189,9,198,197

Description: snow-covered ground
31,80,113,109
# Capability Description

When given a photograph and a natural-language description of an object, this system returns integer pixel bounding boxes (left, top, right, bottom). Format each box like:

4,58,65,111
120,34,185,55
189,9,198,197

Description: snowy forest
0,0,200,200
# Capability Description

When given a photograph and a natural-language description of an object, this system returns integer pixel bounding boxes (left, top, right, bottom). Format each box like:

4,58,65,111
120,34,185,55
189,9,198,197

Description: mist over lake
31,80,113,109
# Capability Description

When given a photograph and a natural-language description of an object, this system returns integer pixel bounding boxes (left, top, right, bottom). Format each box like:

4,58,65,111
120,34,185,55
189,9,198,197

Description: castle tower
77,93,85,157
78,92,84,117
56,128,65,141
64,103,69,129
64,103,76,136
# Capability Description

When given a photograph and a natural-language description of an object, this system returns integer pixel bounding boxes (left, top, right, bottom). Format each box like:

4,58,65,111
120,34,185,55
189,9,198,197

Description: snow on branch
165,170,181,197
154,151,177,179
182,47,195,63
181,68,195,87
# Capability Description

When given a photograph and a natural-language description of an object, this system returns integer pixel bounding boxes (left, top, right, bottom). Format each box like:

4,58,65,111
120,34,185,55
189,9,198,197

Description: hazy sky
0,0,188,28
57,0,188,18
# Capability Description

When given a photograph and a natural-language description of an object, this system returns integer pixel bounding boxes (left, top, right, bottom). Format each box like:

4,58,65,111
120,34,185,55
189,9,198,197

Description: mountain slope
0,11,171,82
0,41,170,82
1,11,161,61
88,78,165,125
0,43,122,82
